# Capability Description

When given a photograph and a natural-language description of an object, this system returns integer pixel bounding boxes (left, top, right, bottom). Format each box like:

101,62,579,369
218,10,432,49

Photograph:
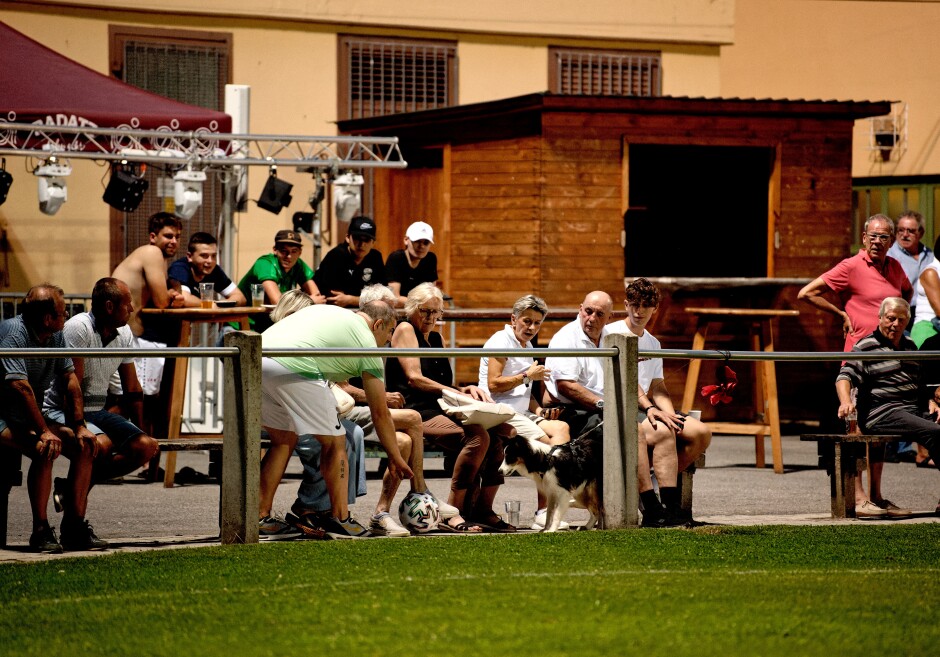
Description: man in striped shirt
837,297,939,517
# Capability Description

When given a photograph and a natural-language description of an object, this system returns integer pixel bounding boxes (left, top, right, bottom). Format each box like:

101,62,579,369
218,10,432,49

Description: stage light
0,158,12,207
103,161,149,212
34,157,72,216
332,172,363,222
173,168,207,220
256,166,293,214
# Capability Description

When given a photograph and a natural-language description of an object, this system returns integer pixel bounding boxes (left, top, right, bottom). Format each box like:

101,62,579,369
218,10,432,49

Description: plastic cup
687,410,702,421
199,282,215,308
504,500,521,527
250,283,264,308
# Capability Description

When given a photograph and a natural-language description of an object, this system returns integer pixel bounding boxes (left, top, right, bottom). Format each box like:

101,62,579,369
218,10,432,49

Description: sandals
472,514,517,533
440,517,482,533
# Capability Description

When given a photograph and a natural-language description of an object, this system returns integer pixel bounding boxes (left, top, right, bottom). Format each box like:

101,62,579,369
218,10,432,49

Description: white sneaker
425,492,459,519
369,512,410,538
531,508,570,531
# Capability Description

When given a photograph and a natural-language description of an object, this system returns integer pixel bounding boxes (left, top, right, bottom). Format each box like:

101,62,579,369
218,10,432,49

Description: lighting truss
0,121,407,170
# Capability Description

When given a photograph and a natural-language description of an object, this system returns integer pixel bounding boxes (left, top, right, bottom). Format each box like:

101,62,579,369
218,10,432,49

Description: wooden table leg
681,320,709,413
163,320,192,488
761,319,784,474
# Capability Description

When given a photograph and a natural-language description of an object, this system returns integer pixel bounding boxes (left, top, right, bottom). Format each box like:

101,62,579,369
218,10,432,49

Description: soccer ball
398,492,441,533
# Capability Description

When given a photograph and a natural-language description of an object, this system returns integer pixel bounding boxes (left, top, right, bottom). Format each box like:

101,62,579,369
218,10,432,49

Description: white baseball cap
405,221,435,244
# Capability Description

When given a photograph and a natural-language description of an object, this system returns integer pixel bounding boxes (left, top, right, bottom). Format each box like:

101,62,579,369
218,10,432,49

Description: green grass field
1,525,938,657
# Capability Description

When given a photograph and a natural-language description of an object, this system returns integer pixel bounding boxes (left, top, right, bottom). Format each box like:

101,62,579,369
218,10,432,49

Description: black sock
640,490,663,518
659,486,680,512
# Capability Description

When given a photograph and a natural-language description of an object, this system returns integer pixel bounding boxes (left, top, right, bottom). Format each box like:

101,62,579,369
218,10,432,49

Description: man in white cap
386,221,438,307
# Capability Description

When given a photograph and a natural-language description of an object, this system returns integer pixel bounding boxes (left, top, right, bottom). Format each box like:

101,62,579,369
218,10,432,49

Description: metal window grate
120,41,227,252
552,48,661,97
342,37,457,119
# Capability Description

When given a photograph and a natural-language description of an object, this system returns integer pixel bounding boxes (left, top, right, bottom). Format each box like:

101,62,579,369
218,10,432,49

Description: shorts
505,412,547,441
107,336,166,396
260,358,344,437
134,337,167,396
43,409,144,449
345,406,378,443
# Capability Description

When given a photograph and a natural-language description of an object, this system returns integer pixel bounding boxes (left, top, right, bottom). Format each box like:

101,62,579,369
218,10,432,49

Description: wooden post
221,330,261,544
602,332,639,529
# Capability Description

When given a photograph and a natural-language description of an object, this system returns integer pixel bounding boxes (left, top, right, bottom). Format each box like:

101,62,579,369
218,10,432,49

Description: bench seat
800,434,903,518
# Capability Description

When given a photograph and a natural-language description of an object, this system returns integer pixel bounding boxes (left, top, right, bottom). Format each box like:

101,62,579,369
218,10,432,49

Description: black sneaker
286,512,328,540
29,524,63,554
60,519,109,551
319,515,369,539
52,477,67,513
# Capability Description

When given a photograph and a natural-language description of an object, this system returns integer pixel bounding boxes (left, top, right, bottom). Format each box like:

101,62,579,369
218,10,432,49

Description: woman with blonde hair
386,283,515,532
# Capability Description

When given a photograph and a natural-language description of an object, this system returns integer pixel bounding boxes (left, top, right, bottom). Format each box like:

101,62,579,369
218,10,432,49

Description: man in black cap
236,229,325,332
315,216,388,308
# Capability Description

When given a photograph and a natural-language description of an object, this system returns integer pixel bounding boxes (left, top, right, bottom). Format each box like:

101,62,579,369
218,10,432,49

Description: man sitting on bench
836,296,939,518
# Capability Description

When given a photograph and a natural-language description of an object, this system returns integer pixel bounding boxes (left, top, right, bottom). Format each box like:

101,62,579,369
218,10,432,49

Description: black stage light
103,162,149,212
257,168,293,214
292,211,315,234
0,158,11,206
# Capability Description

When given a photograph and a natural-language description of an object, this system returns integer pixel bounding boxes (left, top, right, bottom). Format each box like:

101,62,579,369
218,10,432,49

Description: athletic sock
659,486,680,512
639,490,663,518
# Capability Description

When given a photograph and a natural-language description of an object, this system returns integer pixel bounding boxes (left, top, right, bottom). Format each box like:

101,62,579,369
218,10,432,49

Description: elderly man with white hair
836,297,939,518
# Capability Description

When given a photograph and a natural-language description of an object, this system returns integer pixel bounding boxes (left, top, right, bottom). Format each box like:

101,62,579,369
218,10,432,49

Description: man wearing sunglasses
799,214,912,352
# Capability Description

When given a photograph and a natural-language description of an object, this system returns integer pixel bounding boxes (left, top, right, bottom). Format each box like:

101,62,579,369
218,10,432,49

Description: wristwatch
595,399,604,410
521,374,531,386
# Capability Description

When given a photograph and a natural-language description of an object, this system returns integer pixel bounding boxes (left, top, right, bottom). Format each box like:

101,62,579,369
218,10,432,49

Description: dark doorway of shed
624,144,773,277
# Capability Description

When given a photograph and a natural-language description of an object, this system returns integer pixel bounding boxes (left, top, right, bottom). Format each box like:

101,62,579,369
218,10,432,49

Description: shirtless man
112,212,185,337
110,213,185,430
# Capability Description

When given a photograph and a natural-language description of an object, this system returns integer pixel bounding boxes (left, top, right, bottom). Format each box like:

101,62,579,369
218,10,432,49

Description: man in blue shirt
168,232,247,307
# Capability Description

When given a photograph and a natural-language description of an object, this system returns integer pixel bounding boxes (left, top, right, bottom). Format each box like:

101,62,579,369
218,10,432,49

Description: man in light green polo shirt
258,301,413,538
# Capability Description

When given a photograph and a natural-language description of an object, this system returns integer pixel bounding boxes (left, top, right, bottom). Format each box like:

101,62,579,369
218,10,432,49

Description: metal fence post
602,332,639,528
221,330,261,544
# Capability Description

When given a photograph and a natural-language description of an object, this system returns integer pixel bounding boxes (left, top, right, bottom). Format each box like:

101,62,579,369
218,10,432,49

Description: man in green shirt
236,229,325,332
258,301,413,538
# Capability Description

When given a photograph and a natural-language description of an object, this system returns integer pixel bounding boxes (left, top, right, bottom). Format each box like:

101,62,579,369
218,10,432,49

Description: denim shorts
44,409,143,448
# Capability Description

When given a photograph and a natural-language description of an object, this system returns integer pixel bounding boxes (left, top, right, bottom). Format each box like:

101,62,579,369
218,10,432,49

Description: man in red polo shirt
798,213,913,518
799,214,912,351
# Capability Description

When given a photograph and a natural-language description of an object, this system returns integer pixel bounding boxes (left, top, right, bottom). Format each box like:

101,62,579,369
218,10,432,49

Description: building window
108,26,232,267
339,36,457,120
550,47,661,97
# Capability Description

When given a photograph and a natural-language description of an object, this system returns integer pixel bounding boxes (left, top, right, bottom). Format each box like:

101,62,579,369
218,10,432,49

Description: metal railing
5,335,939,545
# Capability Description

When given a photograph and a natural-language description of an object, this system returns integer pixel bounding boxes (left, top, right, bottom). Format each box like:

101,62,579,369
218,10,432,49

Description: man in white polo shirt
545,290,613,437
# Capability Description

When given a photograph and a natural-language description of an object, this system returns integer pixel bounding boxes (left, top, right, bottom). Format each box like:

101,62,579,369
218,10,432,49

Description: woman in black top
386,283,515,533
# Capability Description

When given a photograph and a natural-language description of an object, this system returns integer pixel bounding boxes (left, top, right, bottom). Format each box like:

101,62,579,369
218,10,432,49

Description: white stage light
332,172,364,222
173,169,207,220
34,159,72,216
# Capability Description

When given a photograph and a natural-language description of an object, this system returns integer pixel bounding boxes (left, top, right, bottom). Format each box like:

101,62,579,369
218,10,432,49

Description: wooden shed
339,93,891,424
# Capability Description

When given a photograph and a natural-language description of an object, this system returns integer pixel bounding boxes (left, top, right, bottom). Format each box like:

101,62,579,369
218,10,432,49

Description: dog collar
548,445,562,457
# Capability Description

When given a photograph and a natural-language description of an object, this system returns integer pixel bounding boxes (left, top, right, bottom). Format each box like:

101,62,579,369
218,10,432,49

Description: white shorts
107,336,165,397
134,337,167,396
505,412,547,441
261,358,344,437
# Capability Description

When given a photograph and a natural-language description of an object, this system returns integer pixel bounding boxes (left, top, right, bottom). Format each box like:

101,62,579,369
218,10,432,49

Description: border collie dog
499,432,603,532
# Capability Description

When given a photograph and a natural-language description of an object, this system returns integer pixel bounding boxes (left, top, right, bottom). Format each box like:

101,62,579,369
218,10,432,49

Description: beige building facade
0,0,936,293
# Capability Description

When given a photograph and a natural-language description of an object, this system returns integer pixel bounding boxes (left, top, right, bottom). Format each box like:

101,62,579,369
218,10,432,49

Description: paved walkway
2,434,937,563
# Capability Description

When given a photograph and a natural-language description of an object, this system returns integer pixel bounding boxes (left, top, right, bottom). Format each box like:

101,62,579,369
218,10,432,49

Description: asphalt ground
2,434,938,562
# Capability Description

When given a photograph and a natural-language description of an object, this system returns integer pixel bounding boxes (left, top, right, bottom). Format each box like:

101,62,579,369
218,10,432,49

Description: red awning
0,21,231,134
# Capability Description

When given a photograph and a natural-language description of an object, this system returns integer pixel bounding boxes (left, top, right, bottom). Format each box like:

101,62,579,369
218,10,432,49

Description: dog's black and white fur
498,432,603,532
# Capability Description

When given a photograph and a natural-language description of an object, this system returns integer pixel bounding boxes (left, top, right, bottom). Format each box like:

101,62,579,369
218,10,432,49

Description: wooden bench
800,434,903,518
0,437,271,547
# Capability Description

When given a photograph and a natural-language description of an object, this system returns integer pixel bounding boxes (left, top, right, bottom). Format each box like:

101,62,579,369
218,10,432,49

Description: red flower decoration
700,365,738,406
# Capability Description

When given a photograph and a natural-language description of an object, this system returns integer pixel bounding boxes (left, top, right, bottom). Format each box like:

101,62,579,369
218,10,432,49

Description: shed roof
337,92,892,145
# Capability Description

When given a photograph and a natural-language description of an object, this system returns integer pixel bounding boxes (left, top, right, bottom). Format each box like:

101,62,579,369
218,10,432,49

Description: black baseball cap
348,216,377,240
